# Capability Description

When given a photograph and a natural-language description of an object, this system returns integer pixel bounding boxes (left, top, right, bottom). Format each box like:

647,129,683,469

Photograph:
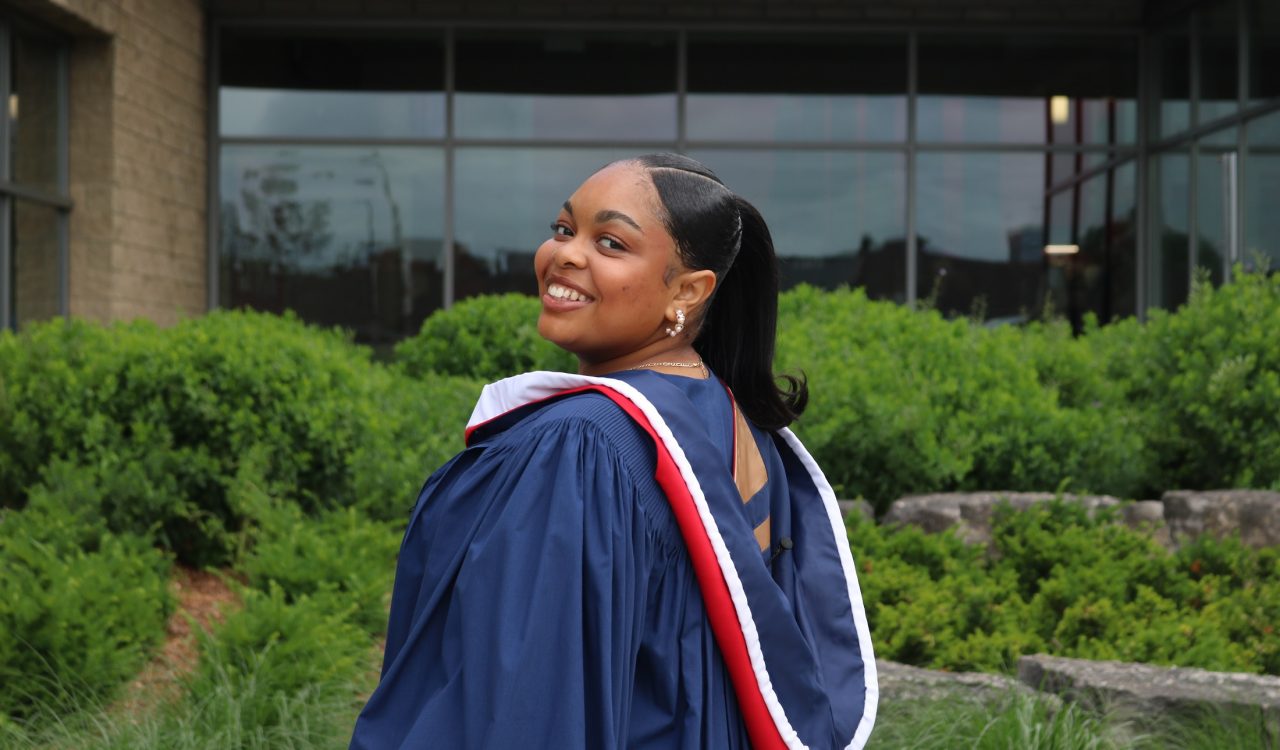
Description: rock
837,499,875,522
877,660,1045,706
882,492,1122,545
1018,654,1280,719
1120,500,1171,548
1162,489,1280,549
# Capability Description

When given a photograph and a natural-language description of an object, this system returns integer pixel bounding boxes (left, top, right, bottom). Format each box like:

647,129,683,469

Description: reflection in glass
688,150,906,300
917,34,1137,145
218,31,445,139
1048,152,1080,190
11,32,61,193
1077,162,1137,322
1153,22,1192,139
12,200,61,327
687,34,906,143
221,88,445,140
1150,152,1190,309
219,145,445,343
1199,1,1239,126
915,152,1046,321
1046,165,1139,329
453,149,636,301
1249,0,1280,105
1251,109,1280,145
1246,112,1280,272
454,32,676,141
1195,146,1237,285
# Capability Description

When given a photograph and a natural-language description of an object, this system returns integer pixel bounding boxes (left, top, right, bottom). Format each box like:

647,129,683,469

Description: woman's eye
550,222,573,237
599,236,625,251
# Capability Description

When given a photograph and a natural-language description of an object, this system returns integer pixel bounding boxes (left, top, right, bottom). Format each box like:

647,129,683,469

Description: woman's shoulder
486,388,658,467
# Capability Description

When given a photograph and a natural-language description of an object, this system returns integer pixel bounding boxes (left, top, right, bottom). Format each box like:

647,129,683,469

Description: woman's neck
577,342,705,378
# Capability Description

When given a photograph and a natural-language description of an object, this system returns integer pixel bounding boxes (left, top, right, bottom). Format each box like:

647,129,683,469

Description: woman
349,154,877,750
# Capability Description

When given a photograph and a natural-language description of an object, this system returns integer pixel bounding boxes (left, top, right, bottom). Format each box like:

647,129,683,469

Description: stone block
837,499,875,522
878,660,1046,706
1162,490,1280,549
1018,654,1280,720
1119,499,1170,548
882,492,1121,545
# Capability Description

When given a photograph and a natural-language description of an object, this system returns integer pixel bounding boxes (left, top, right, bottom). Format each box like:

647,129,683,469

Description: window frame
0,13,70,331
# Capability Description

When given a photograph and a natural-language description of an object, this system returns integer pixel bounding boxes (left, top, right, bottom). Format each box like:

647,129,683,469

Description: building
4,0,1278,341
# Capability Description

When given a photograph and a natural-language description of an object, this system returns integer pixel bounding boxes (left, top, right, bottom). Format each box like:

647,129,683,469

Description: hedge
852,499,1280,675
395,293,575,379
0,311,480,567
0,484,172,718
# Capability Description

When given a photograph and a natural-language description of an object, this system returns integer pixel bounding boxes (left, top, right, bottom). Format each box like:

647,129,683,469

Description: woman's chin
536,316,581,355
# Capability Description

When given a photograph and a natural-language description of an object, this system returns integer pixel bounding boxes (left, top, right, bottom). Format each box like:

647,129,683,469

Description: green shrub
1101,268,1280,491
0,497,172,719
234,472,400,635
0,312,479,565
778,286,1153,511
187,584,370,737
395,293,576,380
854,499,1280,675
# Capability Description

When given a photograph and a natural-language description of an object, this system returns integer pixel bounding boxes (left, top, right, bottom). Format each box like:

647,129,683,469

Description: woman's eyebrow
595,209,644,233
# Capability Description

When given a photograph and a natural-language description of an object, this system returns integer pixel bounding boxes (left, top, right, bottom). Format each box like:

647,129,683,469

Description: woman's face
534,163,687,366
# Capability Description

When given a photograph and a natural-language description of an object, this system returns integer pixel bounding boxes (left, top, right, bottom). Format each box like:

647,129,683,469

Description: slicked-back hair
622,153,807,431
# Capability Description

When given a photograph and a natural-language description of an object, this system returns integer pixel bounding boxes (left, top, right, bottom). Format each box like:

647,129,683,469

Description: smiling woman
349,154,878,750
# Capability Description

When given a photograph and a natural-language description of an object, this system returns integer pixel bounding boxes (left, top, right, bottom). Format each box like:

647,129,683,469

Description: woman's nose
553,237,588,268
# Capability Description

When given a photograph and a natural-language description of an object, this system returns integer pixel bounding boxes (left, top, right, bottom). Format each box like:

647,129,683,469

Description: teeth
548,283,589,302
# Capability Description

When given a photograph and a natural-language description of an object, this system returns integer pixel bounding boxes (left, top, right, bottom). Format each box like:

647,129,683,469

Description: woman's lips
542,290,592,312
542,279,594,311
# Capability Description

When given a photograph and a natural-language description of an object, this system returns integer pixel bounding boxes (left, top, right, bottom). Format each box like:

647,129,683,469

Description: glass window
1044,163,1137,326
1248,0,1280,105
915,152,1046,321
219,145,445,343
686,33,906,143
1149,151,1191,308
11,200,61,327
219,31,445,139
1246,111,1280,272
453,148,637,301
454,32,676,141
1152,22,1192,139
10,32,60,194
1199,0,1239,126
688,150,906,301
917,34,1138,145
1096,162,1138,320
1195,143,1238,286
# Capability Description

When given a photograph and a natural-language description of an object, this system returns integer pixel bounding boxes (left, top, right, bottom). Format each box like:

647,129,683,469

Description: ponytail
694,197,807,431
632,154,807,431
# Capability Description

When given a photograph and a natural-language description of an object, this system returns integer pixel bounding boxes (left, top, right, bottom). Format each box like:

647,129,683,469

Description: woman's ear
669,269,717,321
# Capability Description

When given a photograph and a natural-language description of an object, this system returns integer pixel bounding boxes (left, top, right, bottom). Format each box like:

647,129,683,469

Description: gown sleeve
350,405,653,750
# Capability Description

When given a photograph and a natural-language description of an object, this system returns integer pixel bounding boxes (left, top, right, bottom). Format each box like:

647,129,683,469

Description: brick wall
16,0,206,325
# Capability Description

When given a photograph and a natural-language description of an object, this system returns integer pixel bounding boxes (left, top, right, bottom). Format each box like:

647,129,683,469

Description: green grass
0,648,375,750
7,682,1275,750
871,691,1280,750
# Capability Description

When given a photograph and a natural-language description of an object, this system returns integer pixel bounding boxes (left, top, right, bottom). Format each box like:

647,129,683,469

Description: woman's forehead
568,163,661,222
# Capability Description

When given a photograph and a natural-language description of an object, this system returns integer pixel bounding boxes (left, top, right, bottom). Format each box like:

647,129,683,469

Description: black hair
625,153,807,431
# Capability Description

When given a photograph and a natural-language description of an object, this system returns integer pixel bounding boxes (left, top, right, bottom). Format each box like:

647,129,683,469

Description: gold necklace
629,359,709,378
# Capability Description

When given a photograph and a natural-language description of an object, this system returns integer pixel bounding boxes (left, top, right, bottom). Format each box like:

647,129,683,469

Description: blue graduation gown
349,371,876,750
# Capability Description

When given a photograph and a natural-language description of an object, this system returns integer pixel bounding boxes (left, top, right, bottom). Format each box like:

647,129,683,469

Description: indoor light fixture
1050,95,1070,125
1044,244,1080,255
